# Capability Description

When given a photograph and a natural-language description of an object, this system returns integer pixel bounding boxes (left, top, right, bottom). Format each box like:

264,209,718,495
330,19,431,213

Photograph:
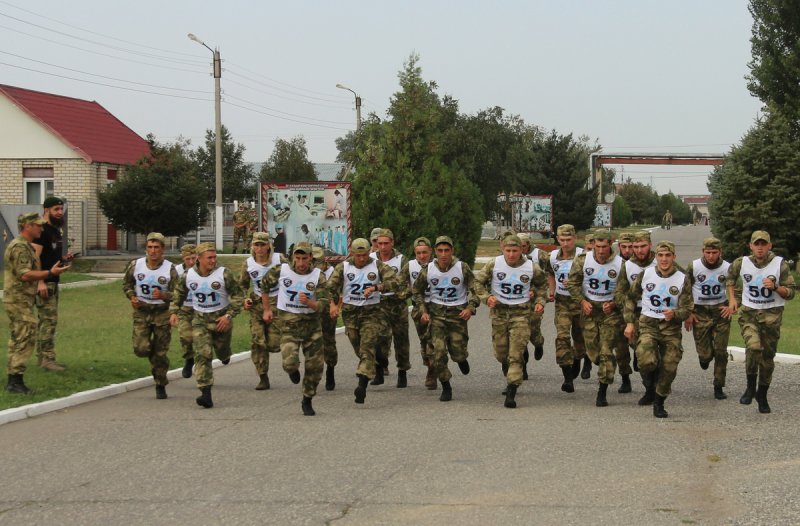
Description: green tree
618,181,661,224
98,136,208,236
658,192,692,225
259,136,317,182
747,0,800,127
612,195,633,228
708,112,800,257
195,125,256,202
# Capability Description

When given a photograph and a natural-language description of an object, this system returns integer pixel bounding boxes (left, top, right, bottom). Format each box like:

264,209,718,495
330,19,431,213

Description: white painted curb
727,346,800,365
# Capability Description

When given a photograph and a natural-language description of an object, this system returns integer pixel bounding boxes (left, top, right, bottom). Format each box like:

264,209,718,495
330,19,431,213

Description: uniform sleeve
779,259,796,301
260,266,281,298
473,259,495,303
325,262,345,298
565,254,586,303
10,244,35,278
537,250,551,274
393,260,411,301
461,262,481,311
412,266,429,315
377,260,400,294
727,257,743,303
673,274,695,322
532,265,548,307
163,264,178,302
238,259,251,295
170,273,188,314
624,273,644,323
224,268,243,317
614,264,629,307
684,261,695,287
122,260,137,299
313,271,330,313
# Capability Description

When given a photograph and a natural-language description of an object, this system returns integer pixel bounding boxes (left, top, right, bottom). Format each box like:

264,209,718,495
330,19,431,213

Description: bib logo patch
391,266,398,272
743,274,752,283
158,276,168,285
306,282,315,291
585,268,594,276
520,274,530,284
697,274,707,283
496,272,506,281
669,286,680,295
282,278,293,287
553,264,560,272
411,271,419,280
250,271,259,278
367,272,377,281
431,278,440,286
451,277,461,285
189,282,198,290
608,269,617,279
718,275,726,283
646,283,656,292
211,281,221,290
346,273,355,281
136,273,145,281
768,275,777,284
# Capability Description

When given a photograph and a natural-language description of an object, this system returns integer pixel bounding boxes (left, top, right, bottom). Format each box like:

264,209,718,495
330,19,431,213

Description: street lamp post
336,83,361,131
188,33,224,252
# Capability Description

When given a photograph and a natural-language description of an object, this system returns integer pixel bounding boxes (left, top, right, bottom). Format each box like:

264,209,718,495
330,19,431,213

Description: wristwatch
224,313,232,320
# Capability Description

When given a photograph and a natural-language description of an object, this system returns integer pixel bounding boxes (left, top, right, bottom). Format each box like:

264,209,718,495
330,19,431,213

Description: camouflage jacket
2,236,39,302
325,256,401,312
727,251,796,305
169,266,243,318
474,255,548,311
412,258,480,316
260,260,330,320
122,257,179,306
624,266,693,323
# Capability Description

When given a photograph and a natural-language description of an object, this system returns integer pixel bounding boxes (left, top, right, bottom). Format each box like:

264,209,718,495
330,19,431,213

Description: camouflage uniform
315,260,339,369
246,207,258,247
32,218,66,368
399,258,433,367
232,206,250,253
373,247,412,373
524,242,550,354
545,246,586,368
3,236,40,376
122,256,179,387
618,248,656,370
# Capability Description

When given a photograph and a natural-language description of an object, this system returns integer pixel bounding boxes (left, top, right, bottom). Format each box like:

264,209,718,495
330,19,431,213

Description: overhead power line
223,93,355,125
223,100,350,131
225,60,351,100
224,77,355,110
226,68,352,105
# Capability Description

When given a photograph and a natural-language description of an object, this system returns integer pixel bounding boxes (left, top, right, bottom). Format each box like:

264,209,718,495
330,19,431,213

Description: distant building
679,194,710,224
0,84,150,253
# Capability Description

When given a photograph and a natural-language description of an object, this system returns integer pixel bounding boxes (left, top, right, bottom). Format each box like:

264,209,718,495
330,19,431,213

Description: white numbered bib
641,267,686,319
741,256,785,309
185,267,230,313
490,256,533,305
691,258,730,305
427,261,468,306
277,265,321,314
133,258,172,305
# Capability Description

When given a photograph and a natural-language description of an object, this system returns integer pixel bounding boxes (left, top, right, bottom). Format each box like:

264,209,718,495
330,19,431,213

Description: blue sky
0,0,760,194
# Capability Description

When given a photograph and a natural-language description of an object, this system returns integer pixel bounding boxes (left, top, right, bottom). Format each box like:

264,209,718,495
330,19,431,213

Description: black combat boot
439,380,452,402
5,374,32,395
458,359,470,375
534,345,544,361
714,386,727,400
596,383,609,407
561,366,575,393
155,384,167,399
196,386,213,408
289,370,301,384
501,362,509,395
182,358,194,378
638,372,656,406
397,370,407,388
570,358,581,379
580,356,592,379
221,357,231,365
325,366,335,391
522,349,529,380
699,359,710,370
618,374,632,394
756,384,771,414
301,396,315,416
504,384,518,408
740,374,757,405
370,365,384,385
354,375,369,404
653,394,668,418
256,373,270,390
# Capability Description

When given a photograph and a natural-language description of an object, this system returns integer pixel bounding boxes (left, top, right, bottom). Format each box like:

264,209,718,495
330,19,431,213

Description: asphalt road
0,224,798,525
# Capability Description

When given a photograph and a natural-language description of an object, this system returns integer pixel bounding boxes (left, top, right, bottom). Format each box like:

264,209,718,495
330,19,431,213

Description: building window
23,168,54,205
107,169,117,180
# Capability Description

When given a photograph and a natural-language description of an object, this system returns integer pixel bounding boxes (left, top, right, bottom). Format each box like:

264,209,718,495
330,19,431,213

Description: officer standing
566,229,625,407
684,238,734,400
312,246,338,391
726,231,795,414
232,203,250,254
32,196,74,372
170,242,243,408
122,233,178,400
325,238,400,405
412,236,480,402
624,241,693,418
239,232,285,390
4,212,69,394
399,237,436,389
174,244,197,378
475,234,547,408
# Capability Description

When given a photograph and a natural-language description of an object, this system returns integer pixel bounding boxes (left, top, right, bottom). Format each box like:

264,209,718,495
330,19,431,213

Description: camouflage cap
413,236,432,248
592,229,611,241
633,230,651,242
584,233,594,243
556,224,576,237
618,232,634,243
196,242,216,255
500,229,516,239
180,244,197,256
370,227,383,241
293,242,312,254
17,211,45,228
702,237,721,250
750,230,770,244
434,235,454,247
251,232,271,245
312,246,324,259
517,232,531,242
146,232,166,245
655,240,675,254
377,228,394,241
350,238,371,254
502,234,522,247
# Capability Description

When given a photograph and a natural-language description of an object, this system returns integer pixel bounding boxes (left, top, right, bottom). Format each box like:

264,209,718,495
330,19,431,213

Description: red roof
0,84,150,165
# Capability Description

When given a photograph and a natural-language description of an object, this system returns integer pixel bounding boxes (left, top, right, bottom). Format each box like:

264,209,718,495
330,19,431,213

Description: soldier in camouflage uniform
261,242,330,416
519,233,549,372
583,232,595,252
245,206,258,247
475,235,547,408
545,224,585,393
684,237,735,400
170,242,243,408
4,212,69,394
174,244,197,378
399,237,436,389
624,240,693,417
122,233,178,399
726,230,795,414
232,203,250,254
616,232,634,262
621,230,656,377
566,229,625,407
371,229,412,387
313,246,339,391
326,238,400,405
239,232,286,390
412,236,480,402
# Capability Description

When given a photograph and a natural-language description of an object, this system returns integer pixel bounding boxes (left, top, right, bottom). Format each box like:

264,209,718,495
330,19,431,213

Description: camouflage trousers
692,304,731,388
636,316,683,397
342,304,387,379
615,317,633,376
529,307,544,348
35,282,59,362
738,306,783,386
411,303,433,366
132,306,172,386
4,299,37,375
581,304,621,385
279,314,324,398
375,298,410,371
429,305,470,383
232,227,248,251
320,310,338,367
192,310,233,389
247,298,281,376
491,305,531,386
176,306,195,361
553,296,586,366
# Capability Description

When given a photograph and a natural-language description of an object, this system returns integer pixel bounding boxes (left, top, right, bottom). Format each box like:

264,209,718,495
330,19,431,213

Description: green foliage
195,125,257,201
612,194,633,228
708,112,800,257
616,181,660,224
98,136,208,236
259,136,317,182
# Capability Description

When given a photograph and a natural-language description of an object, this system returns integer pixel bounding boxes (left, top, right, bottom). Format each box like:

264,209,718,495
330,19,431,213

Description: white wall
0,95,82,159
